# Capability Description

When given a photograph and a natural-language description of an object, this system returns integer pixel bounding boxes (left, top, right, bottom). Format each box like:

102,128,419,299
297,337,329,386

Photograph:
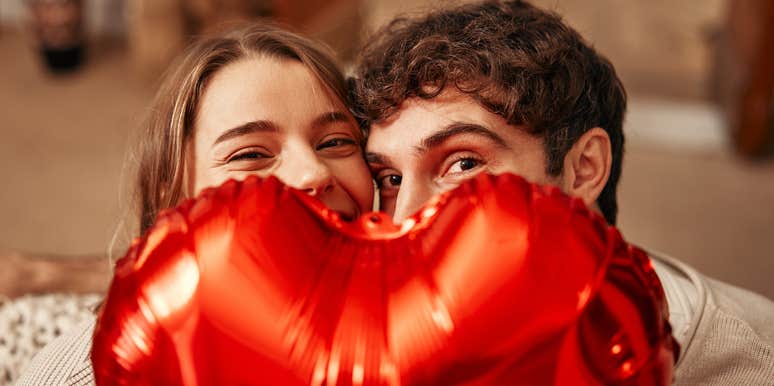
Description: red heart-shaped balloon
92,173,677,385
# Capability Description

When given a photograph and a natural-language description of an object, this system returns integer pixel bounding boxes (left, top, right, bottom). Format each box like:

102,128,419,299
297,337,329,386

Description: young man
353,1,774,385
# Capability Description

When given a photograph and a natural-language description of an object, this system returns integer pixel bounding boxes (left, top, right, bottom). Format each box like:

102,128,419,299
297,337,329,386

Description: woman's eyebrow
418,123,509,152
213,120,278,145
311,111,351,129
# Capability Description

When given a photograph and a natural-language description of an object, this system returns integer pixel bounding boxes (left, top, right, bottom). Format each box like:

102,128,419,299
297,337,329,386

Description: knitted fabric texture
0,293,99,386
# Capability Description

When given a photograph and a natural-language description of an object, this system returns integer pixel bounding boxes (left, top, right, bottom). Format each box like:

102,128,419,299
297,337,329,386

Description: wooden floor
1,29,773,299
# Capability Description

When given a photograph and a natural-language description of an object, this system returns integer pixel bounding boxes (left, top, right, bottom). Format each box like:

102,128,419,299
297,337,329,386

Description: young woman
16,22,373,385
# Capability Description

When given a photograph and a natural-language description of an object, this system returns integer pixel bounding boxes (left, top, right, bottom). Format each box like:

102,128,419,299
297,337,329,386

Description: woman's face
190,56,373,220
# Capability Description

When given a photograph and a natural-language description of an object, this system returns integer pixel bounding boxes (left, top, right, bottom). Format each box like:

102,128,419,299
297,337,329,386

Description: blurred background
0,0,772,343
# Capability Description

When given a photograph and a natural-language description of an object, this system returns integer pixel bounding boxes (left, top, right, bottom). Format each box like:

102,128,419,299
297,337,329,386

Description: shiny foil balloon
92,174,678,385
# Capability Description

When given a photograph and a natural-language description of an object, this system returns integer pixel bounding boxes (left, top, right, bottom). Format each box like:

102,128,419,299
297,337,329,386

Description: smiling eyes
317,138,357,150
447,157,480,174
228,147,271,162
225,136,358,165
374,154,484,192
377,174,403,189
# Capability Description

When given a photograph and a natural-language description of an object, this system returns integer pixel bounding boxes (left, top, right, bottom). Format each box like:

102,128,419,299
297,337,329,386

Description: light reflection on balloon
92,174,678,385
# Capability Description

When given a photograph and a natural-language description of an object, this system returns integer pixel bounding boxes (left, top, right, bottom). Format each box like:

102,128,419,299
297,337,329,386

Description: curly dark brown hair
352,0,626,224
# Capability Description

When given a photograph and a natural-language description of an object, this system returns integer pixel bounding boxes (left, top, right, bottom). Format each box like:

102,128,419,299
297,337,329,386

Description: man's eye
318,138,356,150
378,174,402,189
447,157,482,174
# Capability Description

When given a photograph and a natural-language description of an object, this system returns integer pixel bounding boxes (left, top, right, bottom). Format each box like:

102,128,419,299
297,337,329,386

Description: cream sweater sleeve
15,318,96,386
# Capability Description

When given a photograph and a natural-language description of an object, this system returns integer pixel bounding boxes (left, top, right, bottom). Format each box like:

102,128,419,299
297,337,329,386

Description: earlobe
562,127,612,208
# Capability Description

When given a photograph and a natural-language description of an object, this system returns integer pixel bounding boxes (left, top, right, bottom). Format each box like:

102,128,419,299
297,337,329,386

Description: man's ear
560,127,612,209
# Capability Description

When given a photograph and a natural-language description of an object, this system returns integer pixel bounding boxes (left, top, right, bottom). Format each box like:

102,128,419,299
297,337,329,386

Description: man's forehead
365,94,543,169
366,90,509,148
371,97,491,146
376,91,480,125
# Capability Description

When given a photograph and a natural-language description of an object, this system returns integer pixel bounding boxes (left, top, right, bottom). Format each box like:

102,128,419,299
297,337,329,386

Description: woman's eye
227,150,271,163
446,157,482,174
318,137,356,150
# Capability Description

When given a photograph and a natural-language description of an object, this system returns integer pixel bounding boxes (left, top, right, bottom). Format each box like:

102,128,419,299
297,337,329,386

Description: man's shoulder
677,280,774,386
649,251,774,386
654,252,774,339
703,276,774,334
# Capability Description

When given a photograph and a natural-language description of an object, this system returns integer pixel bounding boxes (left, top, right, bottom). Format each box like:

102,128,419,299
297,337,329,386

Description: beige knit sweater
14,317,95,386
650,252,774,385
15,253,774,385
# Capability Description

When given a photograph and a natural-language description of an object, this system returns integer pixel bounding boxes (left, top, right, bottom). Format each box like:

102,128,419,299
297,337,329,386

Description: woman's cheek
194,169,232,196
334,158,374,212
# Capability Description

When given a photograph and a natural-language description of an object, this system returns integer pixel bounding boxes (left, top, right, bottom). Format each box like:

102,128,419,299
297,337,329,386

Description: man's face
366,89,561,222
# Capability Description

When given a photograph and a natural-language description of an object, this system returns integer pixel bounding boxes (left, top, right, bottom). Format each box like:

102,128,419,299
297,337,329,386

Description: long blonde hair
134,22,351,234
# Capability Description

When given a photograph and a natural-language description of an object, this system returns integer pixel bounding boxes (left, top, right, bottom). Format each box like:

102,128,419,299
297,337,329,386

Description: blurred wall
0,0,125,37
1,0,729,100
536,0,726,100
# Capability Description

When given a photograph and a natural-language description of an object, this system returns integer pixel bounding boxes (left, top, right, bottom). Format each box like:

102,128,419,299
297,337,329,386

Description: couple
18,1,774,385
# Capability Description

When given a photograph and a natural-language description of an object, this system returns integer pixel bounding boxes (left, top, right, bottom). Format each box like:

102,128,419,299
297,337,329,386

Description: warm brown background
1,0,772,298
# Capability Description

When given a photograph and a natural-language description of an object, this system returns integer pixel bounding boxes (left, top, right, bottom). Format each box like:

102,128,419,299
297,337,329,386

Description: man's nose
276,150,335,196
391,180,434,223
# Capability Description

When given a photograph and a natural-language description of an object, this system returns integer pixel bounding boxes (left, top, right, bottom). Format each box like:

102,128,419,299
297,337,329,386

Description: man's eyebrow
213,120,278,145
419,123,509,152
365,152,390,165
